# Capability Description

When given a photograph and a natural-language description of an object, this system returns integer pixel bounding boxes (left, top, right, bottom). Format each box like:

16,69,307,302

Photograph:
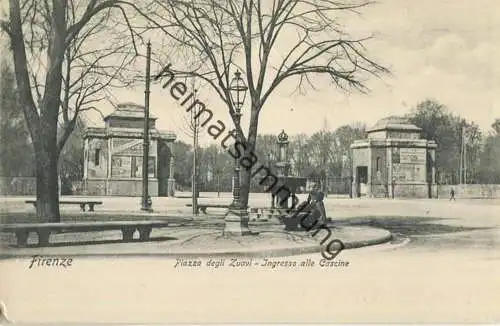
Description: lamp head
229,70,248,110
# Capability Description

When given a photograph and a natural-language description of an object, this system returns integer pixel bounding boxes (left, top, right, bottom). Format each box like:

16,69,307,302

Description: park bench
186,203,229,214
25,200,103,212
0,220,170,247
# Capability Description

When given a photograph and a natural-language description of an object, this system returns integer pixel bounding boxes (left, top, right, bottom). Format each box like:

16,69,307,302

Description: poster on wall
399,148,426,164
112,138,156,156
131,156,142,178
112,139,141,155
392,164,425,182
131,156,156,178
111,156,131,177
148,157,156,178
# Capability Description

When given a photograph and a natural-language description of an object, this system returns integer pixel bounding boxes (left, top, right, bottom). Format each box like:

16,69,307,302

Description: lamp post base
223,208,256,236
140,197,153,212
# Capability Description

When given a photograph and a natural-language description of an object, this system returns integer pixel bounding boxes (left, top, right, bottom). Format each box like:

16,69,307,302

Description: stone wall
352,147,369,167
368,182,432,198
0,177,36,195
370,182,389,198
364,184,499,199
437,184,500,199
393,183,430,198
84,179,159,196
85,138,108,179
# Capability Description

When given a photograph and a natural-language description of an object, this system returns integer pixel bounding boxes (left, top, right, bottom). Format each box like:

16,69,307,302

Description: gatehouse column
167,154,175,197
387,141,393,198
107,137,112,195
430,146,436,198
430,148,436,185
367,142,373,197
351,150,356,198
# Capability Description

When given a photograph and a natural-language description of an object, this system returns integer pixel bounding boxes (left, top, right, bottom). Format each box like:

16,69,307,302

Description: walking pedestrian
449,187,456,201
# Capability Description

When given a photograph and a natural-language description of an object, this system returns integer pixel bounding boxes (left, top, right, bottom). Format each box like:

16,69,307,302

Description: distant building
82,103,176,196
351,116,437,198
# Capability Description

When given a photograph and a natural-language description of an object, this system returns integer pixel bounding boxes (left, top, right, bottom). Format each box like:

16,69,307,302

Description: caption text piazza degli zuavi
155,63,345,260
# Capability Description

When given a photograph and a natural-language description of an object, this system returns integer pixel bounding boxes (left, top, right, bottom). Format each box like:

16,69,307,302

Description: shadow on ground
0,212,193,224
334,216,491,236
331,215,500,250
3,212,497,251
1,236,179,249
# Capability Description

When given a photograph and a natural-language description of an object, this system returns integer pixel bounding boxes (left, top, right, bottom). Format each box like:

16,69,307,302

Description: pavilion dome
367,116,421,133
104,102,157,120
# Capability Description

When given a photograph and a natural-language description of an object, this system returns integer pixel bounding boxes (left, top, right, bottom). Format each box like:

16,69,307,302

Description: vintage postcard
1,0,499,324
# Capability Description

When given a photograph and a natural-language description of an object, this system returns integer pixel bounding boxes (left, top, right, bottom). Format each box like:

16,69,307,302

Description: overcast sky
46,1,500,144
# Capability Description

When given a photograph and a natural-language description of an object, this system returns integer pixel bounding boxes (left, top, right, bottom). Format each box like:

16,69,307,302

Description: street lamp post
275,130,290,209
267,152,275,208
141,41,153,212
223,71,253,236
191,89,199,215
391,176,396,199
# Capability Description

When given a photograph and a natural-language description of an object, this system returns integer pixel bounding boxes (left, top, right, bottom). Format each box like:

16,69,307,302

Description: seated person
291,193,299,209
307,184,327,226
276,190,298,209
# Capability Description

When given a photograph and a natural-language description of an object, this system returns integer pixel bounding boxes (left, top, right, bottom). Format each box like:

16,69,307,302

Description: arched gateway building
351,116,437,198
82,103,176,196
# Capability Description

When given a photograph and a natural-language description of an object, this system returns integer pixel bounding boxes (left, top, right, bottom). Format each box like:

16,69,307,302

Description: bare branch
146,0,386,154
0,20,12,37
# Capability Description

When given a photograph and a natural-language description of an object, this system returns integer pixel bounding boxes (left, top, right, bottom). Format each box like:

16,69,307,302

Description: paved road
1,194,499,323
288,197,500,323
2,193,499,254
2,194,500,254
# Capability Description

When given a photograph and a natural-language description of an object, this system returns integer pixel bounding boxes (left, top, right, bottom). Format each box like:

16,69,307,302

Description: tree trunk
34,138,61,222
239,107,260,209
240,166,251,208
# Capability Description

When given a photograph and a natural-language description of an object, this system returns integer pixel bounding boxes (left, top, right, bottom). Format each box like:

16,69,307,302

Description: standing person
315,190,327,226
449,187,456,201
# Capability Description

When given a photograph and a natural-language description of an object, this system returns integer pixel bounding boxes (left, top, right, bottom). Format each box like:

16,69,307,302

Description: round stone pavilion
350,116,437,198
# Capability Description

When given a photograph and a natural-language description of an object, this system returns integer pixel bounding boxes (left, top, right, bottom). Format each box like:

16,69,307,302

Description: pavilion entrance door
356,166,368,197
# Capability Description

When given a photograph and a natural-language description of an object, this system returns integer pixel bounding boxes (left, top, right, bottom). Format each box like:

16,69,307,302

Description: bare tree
492,119,500,136
1,0,147,221
308,119,338,191
145,0,388,207
289,133,312,177
179,81,202,213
